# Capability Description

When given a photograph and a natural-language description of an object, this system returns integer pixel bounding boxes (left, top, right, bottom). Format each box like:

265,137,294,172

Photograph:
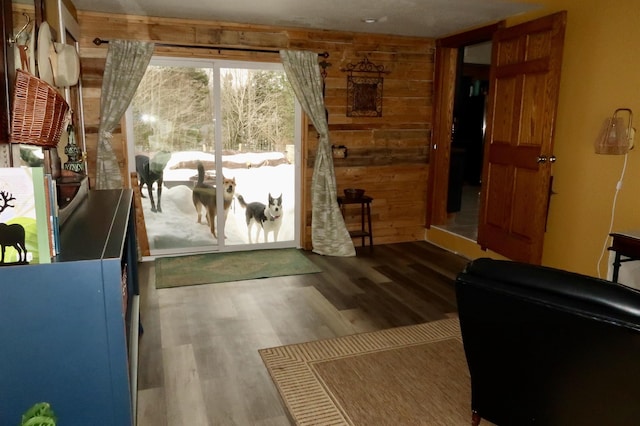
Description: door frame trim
426,22,504,228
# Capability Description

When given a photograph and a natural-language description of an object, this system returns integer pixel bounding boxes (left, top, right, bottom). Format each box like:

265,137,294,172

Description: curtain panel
96,40,154,189
280,50,355,257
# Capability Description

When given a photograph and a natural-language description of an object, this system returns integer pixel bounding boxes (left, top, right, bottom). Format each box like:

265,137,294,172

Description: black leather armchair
455,258,640,426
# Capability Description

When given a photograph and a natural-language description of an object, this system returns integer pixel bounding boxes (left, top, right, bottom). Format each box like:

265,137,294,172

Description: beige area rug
259,317,493,426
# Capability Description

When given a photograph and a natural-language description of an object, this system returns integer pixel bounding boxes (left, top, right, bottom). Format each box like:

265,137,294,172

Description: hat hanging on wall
36,22,80,88
595,108,635,155
50,42,80,87
36,21,55,86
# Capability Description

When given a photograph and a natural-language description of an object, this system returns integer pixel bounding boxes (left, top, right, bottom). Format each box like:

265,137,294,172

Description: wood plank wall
76,11,435,249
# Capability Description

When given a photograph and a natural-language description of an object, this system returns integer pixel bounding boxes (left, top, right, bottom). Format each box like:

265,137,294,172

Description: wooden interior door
478,11,566,264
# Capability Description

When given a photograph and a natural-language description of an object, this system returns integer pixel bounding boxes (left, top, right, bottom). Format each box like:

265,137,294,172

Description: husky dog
136,151,171,213
192,161,236,238
237,193,283,243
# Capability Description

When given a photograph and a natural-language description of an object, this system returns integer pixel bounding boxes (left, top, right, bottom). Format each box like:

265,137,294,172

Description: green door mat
155,248,322,288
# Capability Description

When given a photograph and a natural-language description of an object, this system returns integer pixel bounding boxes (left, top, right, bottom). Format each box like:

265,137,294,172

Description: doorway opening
127,57,301,257
439,41,491,241
427,23,499,242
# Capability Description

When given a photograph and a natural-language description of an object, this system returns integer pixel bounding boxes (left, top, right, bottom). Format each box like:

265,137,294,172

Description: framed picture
342,55,388,118
347,75,383,117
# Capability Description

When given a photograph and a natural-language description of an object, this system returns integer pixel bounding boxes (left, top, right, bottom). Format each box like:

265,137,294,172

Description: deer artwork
0,190,28,265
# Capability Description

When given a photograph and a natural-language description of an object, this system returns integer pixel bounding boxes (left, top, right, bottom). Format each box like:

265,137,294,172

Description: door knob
537,155,547,163
549,155,557,163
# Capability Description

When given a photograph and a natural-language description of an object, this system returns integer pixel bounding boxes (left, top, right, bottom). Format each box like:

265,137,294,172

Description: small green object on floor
155,248,322,288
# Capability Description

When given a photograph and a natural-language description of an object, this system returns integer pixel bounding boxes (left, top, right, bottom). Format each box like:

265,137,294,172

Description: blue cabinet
0,189,140,426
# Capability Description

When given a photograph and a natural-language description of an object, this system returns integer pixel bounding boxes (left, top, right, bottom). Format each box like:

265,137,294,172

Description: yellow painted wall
430,0,640,277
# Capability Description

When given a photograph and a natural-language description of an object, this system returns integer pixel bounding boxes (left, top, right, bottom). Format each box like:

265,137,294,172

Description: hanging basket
10,69,70,147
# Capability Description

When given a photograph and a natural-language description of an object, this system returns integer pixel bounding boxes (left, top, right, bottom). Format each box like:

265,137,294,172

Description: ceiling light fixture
362,18,377,24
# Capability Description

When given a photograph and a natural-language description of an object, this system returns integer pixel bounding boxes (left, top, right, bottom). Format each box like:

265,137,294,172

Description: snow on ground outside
139,151,296,253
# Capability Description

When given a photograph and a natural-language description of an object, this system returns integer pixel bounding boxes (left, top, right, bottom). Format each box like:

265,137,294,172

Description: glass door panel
130,59,217,256
218,65,297,248
128,58,299,257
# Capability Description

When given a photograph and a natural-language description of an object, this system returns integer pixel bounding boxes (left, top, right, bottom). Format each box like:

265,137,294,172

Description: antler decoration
0,191,16,214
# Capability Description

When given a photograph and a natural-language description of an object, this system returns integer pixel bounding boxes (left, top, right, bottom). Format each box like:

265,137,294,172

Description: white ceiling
69,0,539,38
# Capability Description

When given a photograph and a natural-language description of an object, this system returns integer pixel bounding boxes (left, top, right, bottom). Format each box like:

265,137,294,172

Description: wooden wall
76,11,435,249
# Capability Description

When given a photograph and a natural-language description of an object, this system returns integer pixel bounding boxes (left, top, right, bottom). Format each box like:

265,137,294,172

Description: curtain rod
92,38,329,58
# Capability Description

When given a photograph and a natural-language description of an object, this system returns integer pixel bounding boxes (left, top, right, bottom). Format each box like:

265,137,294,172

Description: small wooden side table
338,195,373,248
608,231,640,283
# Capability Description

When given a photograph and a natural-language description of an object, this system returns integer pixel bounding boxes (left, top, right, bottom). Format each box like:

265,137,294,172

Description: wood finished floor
136,241,471,426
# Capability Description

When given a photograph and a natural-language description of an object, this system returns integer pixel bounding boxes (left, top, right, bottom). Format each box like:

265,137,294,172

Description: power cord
596,152,629,278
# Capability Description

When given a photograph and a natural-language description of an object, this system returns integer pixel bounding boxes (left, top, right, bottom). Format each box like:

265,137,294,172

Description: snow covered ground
138,151,297,256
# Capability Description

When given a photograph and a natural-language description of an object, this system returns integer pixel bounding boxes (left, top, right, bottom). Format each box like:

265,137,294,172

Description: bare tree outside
221,68,294,152
132,66,294,154
132,66,213,153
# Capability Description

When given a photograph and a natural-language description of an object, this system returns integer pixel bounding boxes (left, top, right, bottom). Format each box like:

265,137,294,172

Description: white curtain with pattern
280,50,355,257
96,40,154,189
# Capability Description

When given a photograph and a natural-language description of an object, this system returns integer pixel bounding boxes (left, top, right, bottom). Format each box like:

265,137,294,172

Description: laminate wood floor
136,241,471,426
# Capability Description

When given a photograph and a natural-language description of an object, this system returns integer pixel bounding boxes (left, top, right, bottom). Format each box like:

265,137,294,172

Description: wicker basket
10,69,70,147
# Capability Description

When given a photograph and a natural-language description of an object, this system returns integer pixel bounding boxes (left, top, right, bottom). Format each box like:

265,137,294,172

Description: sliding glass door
127,57,300,257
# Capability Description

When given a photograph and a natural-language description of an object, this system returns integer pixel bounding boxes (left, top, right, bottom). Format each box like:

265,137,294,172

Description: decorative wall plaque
342,56,389,117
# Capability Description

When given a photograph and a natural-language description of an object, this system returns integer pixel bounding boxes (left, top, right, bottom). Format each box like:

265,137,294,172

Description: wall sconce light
332,145,348,159
595,108,634,155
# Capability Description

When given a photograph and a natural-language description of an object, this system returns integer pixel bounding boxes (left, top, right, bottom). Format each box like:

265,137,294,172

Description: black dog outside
136,151,171,213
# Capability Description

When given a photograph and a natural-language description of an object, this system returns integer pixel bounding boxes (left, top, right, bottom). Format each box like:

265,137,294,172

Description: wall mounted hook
8,13,32,45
